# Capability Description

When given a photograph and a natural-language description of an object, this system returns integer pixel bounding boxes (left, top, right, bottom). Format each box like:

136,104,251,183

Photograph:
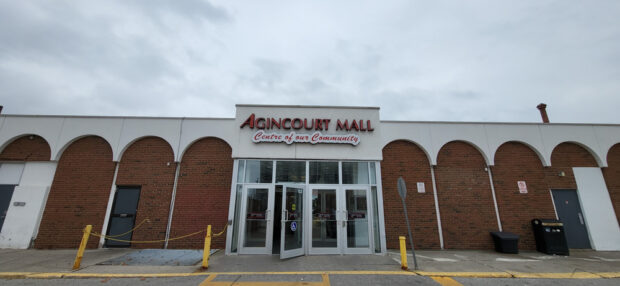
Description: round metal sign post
397,177,418,270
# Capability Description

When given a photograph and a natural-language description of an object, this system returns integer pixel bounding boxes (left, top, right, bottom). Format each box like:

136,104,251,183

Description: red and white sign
518,181,528,194
240,113,374,132
252,130,360,145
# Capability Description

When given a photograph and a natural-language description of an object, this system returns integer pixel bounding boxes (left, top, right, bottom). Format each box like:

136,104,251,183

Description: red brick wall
435,141,497,249
34,136,115,249
546,142,598,190
491,142,556,250
381,140,440,249
115,137,177,249
0,135,50,161
168,137,233,249
602,144,620,224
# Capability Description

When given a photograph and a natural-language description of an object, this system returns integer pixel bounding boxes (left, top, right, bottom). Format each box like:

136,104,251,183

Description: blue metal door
0,185,16,233
551,189,591,249
105,187,141,247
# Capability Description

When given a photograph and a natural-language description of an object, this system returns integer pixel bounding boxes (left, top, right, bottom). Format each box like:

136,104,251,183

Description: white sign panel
518,181,528,194
417,182,425,193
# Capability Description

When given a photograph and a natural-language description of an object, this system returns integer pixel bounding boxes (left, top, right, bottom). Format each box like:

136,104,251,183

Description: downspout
164,118,185,249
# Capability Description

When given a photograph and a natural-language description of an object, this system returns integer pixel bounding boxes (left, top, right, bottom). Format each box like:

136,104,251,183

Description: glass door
280,185,304,259
239,185,274,254
342,187,372,254
309,186,341,254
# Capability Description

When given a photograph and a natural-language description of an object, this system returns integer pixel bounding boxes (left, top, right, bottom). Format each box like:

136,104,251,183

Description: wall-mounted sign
518,181,528,194
417,182,425,193
240,113,374,132
252,130,360,145
243,113,372,146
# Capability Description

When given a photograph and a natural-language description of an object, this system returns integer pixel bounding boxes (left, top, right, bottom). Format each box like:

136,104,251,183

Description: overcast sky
1,1,619,123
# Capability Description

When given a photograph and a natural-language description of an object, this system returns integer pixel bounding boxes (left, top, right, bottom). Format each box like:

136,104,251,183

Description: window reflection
309,161,338,184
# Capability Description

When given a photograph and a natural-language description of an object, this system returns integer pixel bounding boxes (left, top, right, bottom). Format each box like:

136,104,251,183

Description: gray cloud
0,1,619,123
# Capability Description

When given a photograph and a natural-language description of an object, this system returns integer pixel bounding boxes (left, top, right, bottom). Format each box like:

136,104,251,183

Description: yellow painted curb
598,272,620,278
0,270,617,280
0,271,415,279
416,271,512,278
0,272,33,279
27,272,210,279
509,272,602,279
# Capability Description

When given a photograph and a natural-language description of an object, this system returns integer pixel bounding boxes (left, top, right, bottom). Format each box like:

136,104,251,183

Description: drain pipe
487,166,503,232
164,118,185,249
430,165,444,249
164,162,181,249
99,162,120,247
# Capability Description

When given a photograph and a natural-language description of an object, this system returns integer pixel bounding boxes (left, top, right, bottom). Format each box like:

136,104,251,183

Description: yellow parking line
198,274,217,286
321,274,330,286
430,277,463,286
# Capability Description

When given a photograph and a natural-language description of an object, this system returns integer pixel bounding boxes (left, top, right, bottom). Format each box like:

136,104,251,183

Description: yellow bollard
202,225,212,269
399,236,408,270
72,224,92,270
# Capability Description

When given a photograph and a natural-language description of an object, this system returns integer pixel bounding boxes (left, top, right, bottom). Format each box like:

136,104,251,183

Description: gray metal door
551,189,591,249
0,185,16,233
105,187,141,247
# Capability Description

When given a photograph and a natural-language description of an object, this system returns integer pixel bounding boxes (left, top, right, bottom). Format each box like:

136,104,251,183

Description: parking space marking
430,277,463,286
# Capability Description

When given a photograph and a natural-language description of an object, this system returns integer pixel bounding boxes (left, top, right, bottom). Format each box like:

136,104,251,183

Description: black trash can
490,231,519,254
531,219,569,255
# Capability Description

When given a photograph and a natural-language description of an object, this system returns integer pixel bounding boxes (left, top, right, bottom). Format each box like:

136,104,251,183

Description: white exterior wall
0,115,237,163
380,121,617,167
1,113,618,167
0,162,56,249
573,167,620,251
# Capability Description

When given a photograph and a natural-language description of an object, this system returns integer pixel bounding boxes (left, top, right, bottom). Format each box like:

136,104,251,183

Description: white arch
434,139,491,166
117,135,176,162
0,134,52,160
491,140,548,167
54,134,114,161
606,143,620,166
178,136,233,161
381,139,433,165
549,141,604,167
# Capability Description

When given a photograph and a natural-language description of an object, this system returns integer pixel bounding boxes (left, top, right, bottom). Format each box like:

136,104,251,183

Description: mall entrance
228,160,385,258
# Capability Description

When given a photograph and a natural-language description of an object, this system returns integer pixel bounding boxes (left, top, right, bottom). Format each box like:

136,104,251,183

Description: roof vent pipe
537,103,549,123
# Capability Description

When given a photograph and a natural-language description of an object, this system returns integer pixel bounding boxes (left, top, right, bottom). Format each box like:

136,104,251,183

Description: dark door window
105,186,141,247
0,185,16,233
552,189,591,249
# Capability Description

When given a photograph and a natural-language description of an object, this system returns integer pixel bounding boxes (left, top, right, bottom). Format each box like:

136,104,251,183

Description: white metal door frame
238,184,275,255
280,184,305,259
307,185,342,255
342,185,373,255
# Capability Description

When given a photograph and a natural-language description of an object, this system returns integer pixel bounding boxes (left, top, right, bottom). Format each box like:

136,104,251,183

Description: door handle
578,213,584,225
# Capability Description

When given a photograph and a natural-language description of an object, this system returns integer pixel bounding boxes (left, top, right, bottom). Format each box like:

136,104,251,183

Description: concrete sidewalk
0,248,619,278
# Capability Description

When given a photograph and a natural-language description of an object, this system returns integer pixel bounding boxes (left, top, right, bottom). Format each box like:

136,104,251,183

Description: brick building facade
1,105,619,254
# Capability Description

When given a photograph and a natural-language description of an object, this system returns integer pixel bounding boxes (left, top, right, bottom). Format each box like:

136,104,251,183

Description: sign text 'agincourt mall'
240,113,374,146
